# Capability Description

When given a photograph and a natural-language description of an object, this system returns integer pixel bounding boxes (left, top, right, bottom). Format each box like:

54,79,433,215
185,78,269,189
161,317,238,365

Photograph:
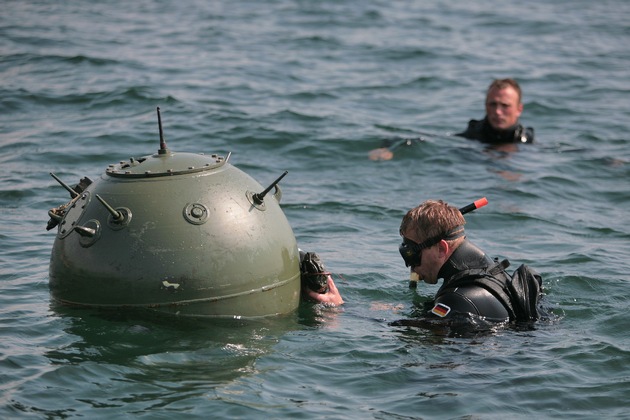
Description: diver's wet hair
487,78,522,103
400,200,466,243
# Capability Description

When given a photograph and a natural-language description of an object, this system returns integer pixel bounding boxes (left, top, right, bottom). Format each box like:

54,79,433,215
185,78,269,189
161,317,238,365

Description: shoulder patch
431,303,451,317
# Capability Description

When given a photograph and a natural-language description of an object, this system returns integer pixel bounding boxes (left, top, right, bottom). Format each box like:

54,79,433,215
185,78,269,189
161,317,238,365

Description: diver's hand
368,147,394,161
306,276,344,306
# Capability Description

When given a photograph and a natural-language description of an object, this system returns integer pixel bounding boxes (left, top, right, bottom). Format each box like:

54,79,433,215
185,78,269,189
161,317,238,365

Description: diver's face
402,229,441,284
485,86,523,130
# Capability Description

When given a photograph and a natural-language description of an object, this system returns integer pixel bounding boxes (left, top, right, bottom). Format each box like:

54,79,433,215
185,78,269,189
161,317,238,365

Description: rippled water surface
2,0,630,418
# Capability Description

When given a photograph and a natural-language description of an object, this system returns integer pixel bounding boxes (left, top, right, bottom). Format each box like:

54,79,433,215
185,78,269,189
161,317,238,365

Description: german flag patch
431,303,451,318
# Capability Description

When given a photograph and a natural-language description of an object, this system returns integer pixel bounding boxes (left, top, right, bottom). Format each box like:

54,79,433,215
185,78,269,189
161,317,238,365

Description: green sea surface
1,0,629,418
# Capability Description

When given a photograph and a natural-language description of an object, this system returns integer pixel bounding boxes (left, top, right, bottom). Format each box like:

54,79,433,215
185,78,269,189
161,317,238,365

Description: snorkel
457,197,488,216
406,197,488,288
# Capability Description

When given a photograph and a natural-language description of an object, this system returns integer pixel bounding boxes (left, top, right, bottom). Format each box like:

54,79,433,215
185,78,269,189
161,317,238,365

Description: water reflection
45,303,304,389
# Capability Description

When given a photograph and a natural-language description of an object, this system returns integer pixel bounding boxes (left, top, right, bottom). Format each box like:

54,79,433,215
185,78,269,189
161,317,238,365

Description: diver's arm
432,286,510,321
368,147,394,161
368,138,421,161
430,292,479,318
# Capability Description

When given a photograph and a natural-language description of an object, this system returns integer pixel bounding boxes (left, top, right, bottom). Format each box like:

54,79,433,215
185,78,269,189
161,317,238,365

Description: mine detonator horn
95,194,123,222
50,172,80,199
95,194,132,227
252,171,288,205
157,107,168,155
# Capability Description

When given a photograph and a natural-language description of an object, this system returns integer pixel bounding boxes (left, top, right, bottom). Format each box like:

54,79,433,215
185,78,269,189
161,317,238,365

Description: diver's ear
437,239,450,258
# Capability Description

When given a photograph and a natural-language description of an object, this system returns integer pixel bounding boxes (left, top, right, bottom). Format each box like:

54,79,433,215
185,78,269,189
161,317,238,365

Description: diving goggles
399,226,464,268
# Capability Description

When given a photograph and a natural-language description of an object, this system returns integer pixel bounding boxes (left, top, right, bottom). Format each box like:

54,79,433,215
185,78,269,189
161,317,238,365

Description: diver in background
456,78,534,145
399,199,543,322
368,78,534,161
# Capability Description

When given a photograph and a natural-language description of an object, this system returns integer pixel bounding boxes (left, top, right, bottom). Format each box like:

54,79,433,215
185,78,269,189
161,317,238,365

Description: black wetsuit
456,117,534,145
432,240,512,322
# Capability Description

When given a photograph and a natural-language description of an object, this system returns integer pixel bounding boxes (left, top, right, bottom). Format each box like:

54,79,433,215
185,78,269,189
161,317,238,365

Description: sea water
1,1,629,418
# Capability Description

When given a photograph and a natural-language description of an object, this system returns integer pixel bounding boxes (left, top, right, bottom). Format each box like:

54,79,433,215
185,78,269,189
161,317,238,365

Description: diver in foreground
398,199,544,323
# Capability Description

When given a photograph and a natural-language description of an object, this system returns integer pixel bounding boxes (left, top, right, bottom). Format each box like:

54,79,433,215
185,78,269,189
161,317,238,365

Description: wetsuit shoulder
433,285,510,321
457,118,535,144
455,119,484,140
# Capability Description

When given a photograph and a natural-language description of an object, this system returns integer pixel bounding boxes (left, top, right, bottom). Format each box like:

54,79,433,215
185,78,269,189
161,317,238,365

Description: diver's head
399,200,466,283
485,78,524,131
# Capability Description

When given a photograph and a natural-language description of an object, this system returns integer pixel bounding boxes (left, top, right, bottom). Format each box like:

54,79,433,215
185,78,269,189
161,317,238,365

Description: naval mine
47,108,300,318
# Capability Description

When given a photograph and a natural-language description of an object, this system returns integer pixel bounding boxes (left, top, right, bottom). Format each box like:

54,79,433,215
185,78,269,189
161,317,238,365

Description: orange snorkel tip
459,197,488,215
